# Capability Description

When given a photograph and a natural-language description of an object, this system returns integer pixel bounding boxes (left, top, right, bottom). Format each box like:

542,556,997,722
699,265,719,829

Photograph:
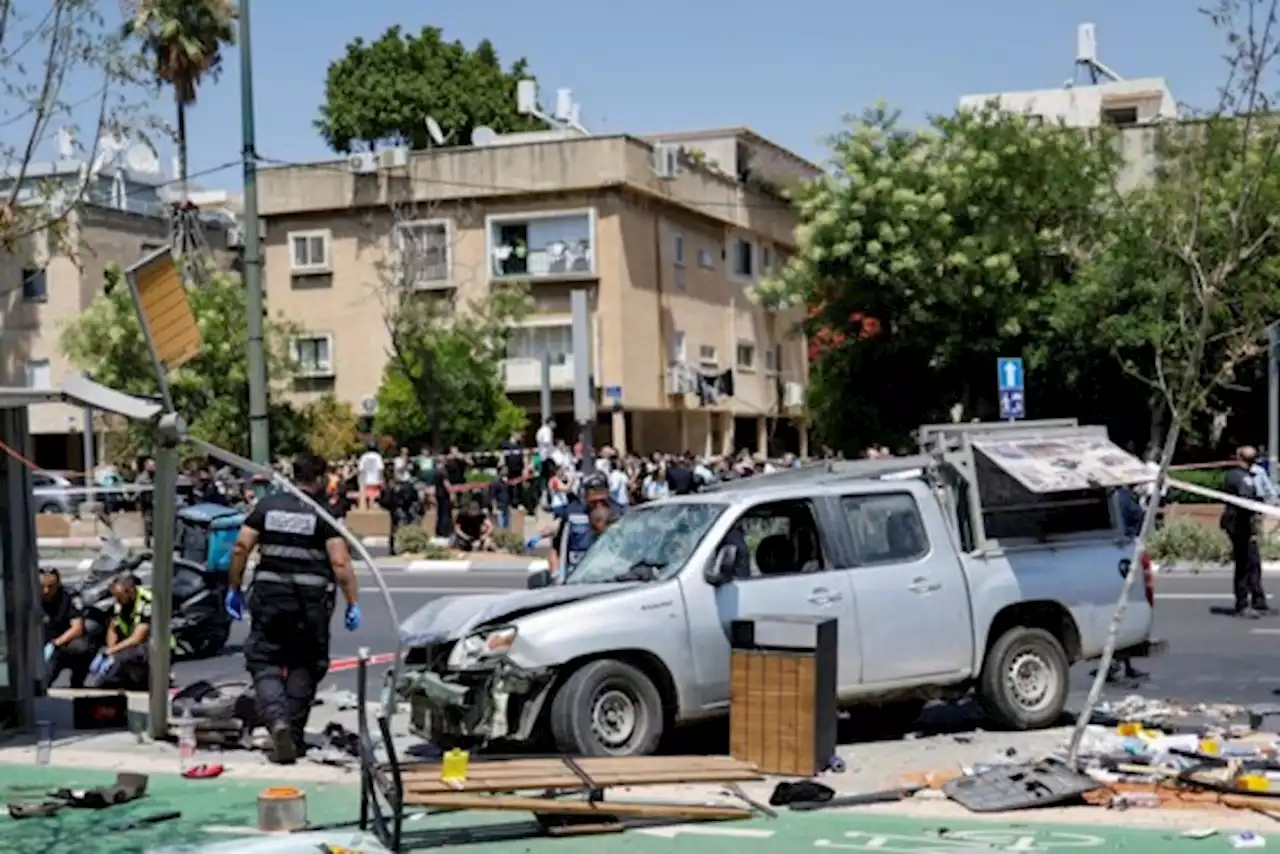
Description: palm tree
127,0,237,203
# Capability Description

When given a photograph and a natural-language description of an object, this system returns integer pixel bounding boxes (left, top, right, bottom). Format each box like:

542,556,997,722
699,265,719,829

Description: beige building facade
258,129,815,456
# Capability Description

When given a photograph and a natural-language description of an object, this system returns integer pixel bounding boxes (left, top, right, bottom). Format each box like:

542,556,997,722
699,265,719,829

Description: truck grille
405,640,455,672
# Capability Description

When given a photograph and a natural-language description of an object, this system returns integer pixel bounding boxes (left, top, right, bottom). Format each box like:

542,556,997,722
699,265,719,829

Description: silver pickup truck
397,420,1162,757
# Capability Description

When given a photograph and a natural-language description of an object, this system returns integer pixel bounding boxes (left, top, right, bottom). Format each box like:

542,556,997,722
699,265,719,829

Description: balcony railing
492,242,594,279
502,357,575,392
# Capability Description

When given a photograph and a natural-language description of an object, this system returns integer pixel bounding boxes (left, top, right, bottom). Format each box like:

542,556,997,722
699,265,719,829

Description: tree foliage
373,285,532,451
0,1,155,253
315,25,542,153
304,395,363,460
60,264,307,460
755,104,1121,450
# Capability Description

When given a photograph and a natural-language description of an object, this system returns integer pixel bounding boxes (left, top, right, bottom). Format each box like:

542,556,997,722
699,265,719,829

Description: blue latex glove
43,643,54,663
525,536,542,549
344,603,361,632
89,652,110,675
225,588,245,621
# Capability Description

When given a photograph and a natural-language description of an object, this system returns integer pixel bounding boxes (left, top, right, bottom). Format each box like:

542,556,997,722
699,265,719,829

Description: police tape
1165,476,1280,518
38,485,154,496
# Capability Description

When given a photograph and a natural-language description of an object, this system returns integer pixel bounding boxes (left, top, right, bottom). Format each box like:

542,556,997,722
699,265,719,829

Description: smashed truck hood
398,583,634,646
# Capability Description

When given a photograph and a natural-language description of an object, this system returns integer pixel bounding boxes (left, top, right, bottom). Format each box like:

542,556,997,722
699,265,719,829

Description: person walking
225,454,361,764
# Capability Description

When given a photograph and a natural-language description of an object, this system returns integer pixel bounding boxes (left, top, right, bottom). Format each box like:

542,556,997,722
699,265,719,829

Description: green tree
60,264,306,460
373,286,531,450
125,0,236,198
315,25,542,152
754,103,1121,451
303,395,363,460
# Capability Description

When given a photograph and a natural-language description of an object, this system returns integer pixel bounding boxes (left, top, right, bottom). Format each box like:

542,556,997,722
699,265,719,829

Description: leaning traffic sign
126,244,202,366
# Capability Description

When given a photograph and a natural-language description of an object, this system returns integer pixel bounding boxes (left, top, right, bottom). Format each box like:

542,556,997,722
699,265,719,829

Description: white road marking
635,826,776,839
1156,593,1272,600
1251,628,1280,635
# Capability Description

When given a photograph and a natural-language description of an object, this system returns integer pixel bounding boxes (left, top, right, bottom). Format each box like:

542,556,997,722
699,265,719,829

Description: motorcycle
72,514,234,660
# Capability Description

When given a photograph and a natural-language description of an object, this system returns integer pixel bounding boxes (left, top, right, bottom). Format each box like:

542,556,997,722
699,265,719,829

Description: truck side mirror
527,569,553,590
703,545,738,586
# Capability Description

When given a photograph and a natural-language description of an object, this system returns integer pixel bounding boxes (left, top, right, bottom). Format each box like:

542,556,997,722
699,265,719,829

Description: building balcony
488,209,597,282
502,356,575,392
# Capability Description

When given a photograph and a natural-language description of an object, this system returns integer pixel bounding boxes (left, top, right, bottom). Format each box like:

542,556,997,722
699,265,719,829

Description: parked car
396,420,1163,757
31,470,77,514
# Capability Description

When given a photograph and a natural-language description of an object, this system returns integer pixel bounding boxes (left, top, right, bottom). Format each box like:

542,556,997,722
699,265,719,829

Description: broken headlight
447,626,518,670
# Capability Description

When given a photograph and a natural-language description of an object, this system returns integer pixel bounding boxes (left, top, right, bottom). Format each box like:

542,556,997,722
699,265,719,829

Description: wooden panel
134,254,202,368
398,754,760,795
730,649,823,776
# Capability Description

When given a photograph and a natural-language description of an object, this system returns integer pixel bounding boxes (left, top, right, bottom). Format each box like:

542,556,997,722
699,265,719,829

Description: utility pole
239,0,269,465
570,289,595,473
1269,323,1279,470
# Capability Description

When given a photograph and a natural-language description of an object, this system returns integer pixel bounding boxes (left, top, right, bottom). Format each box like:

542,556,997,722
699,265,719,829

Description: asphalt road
49,568,1280,710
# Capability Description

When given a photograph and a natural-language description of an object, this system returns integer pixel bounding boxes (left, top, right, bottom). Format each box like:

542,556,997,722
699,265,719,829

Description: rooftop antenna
1075,23,1123,84
516,79,589,135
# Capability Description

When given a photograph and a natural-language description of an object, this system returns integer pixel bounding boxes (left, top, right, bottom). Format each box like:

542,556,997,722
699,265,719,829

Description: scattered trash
1181,828,1218,839
1229,830,1267,848
182,763,225,779
107,810,182,832
826,756,846,773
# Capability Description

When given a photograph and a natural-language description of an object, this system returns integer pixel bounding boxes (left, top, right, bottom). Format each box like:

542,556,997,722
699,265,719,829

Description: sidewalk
39,552,547,574
1154,560,1280,574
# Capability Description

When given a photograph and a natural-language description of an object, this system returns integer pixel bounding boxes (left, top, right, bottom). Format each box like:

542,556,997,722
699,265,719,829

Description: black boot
269,722,297,765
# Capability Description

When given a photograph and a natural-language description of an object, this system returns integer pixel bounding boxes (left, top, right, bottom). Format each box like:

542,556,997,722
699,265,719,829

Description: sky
13,0,1241,191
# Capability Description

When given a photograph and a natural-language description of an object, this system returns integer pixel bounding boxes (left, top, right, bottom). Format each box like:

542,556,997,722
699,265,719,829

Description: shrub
1166,468,1228,505
394,524,449,557
491,528,527,554
1146,520,1230,564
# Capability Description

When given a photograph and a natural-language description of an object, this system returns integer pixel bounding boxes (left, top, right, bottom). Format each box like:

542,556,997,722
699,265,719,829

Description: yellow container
1200,737,1220,756
1117,722,1143,736
441,748,470,782
1239,774,1270,792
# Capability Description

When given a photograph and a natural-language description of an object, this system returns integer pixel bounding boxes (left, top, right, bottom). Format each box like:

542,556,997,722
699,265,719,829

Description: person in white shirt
607,463,630,510
392,448,412,483
535,418,555,458
357,446,385,510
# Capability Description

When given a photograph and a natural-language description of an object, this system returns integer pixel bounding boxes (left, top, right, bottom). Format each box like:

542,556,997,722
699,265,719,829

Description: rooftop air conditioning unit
783,382,805,409
666,362,694,396
379,147,409,169
652,143,680,181
348,152,377,175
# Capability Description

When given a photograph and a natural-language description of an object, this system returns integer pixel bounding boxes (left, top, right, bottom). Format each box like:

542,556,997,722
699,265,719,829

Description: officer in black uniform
40,568,95,687
550,472,622,578
225,454,361,765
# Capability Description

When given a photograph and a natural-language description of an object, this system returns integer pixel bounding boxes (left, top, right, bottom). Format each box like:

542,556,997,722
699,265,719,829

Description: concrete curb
38,536,393,550
40,557,546,574
1153,560,1280,574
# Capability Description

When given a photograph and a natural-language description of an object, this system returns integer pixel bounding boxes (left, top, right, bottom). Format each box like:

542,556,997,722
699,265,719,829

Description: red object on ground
182,763,224,779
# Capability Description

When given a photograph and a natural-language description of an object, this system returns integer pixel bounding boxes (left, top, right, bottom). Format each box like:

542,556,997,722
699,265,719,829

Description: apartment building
257,127,817,457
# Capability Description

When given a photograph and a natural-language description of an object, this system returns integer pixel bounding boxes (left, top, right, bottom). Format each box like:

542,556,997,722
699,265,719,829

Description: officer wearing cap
550,471,621,578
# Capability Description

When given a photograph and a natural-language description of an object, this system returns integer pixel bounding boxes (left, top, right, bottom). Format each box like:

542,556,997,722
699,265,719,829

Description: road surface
49,568,1280,711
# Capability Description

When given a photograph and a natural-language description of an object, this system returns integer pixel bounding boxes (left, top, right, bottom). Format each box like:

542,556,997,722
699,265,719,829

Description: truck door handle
908,577,941,594
808,587,843,606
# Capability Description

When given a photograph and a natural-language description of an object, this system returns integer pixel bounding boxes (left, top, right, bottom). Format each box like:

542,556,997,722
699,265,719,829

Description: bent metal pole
184,437,404,703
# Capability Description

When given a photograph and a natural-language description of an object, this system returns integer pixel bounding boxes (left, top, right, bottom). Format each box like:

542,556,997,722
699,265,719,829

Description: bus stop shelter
0,375,164,731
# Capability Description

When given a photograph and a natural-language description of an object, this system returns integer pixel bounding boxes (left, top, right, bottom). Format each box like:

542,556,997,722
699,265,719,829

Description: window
24,359,51,389
841,493,929,564
672,231,685,265
1102,106,1139,127
736,342,756,371
760,245,774,276
730,236,754,279
21,267,46,302
697,249,716,269
397,220,451,286
669,331,687,363
505,324,572,365
489,211,594,279
764,346,779,374
698,344,718,366
721,500,827,580
292,335,333,376
289,230,330,273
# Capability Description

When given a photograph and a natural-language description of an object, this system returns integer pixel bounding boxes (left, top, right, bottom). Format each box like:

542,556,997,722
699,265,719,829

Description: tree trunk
1145,392,1165,460
176,96,189,201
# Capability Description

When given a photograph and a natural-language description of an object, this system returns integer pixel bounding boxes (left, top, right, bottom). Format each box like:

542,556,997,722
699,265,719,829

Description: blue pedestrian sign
997,357,1024,392
999,389,1026,420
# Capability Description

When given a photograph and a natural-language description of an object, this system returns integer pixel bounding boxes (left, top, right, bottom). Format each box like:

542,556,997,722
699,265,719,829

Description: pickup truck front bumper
399,660,553,746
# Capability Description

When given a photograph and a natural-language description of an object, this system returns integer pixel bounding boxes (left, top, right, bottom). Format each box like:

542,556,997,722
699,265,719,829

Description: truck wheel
978,627,1069,730
549,659,665,756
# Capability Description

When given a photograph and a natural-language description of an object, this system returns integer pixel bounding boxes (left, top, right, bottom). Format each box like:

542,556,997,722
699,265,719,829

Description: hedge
1165,468,1228,505
1146,519,1280,564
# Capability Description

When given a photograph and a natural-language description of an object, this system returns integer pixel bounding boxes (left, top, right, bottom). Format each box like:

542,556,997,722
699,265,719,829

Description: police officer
40,568,95,688
550,472,621,578
225,454,361,765
86,574,162,690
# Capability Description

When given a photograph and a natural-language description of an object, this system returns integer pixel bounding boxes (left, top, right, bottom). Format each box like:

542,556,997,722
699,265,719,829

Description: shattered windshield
565,502,726,585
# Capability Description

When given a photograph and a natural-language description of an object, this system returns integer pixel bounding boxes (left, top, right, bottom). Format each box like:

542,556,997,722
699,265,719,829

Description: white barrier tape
1166,476,1280,518
35,485,154,496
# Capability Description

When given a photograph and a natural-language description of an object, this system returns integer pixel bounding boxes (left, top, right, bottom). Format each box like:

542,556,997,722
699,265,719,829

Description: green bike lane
0,765,1256,853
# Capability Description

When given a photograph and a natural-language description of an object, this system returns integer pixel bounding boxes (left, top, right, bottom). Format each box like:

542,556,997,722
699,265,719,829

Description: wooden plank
132,253,201,368
405,792,753,821
398,755,758,786
402,767,763,794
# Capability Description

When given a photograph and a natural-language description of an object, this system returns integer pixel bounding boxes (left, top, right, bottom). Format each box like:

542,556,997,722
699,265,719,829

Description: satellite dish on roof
125,143,160,174
425,116,445,147
471,126,496,147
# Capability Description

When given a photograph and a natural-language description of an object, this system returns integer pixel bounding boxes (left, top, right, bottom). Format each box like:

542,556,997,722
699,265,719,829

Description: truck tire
549,659,665,756
978,627,1069,730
